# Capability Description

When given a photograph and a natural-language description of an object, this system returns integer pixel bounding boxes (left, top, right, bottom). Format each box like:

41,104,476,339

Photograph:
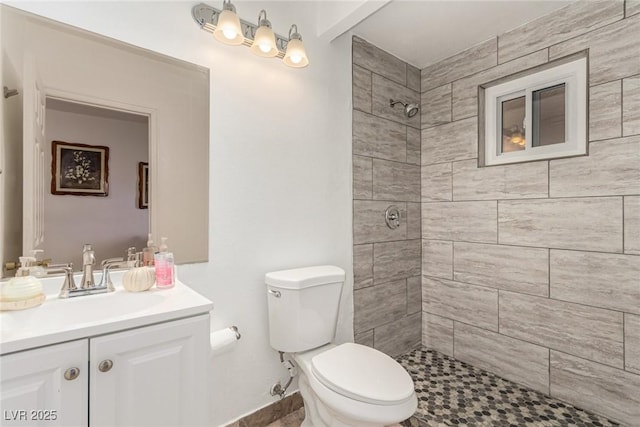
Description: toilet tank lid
265,265,345,289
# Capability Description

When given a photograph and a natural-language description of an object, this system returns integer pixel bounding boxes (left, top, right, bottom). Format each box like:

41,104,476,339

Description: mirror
1,5,210,277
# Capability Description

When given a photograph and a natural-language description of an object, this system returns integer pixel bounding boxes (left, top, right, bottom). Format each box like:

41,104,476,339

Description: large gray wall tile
452,50,548,120
549,136,640,197
372,159,421,202
374,312,421,357
423,201,497,243
623,75,640,136
423,277,498,331
453,159,548,201
589,80,622,141
498,197,623,253
353,36,406,86
625,196,640,254
353,110,406,162
354,200,407,244
628,0,640,16
406,202,421,239
550,250,640,315
498,1,623,64
372,74,420,127
421,84,452,128
454,242,549,297
406,127,421,165
355,329,374,347
422,117,477,165
354,279,407,333
407,276,421,314
406,64,421,92
549,15,640,86
422,312,453,356
422,239,453,280
421,38,497,91
353,155,372,199
353,65,372,113
353,244,373,290
373,239,421,284
421,163,452,202
626,314,640,374
454,323,550,394
499,291,624,368
550,351,640,426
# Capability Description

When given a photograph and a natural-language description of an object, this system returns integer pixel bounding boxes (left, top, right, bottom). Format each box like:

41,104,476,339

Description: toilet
265,265,417,427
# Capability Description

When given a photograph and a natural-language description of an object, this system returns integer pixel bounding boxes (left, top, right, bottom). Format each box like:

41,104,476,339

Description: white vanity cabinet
1,314,210,427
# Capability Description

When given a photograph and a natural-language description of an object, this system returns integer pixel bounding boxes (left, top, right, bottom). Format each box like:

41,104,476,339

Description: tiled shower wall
420,1,640,425
352,36,422,357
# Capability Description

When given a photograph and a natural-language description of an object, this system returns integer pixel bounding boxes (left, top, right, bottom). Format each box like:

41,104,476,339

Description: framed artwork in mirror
51,141,109,196
138,162,149,209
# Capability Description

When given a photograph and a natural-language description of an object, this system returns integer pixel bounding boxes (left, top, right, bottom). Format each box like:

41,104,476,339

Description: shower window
479,52,587,167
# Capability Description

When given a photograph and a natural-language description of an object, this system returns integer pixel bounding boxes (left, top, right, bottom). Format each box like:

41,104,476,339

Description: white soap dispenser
0,256,46,310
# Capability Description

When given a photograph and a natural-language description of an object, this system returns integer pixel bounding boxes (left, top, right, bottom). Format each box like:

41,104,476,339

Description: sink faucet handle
101,257,124,268
48,264,77,298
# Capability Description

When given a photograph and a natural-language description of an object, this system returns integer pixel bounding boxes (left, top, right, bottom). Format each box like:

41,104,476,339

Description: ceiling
351,0,574,69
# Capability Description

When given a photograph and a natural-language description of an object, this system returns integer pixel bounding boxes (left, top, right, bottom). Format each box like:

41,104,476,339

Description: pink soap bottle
154,237,175,289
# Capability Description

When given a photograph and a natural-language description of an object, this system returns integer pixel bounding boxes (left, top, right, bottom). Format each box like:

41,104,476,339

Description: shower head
390,99,420,118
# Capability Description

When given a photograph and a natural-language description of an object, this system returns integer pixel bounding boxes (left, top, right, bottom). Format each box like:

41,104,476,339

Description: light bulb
259,43,271,53
222,27,237,40
290,54,302,64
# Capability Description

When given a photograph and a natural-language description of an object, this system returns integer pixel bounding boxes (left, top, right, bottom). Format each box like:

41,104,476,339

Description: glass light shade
250,26,278,57
213,9,243,45
283,38,309,68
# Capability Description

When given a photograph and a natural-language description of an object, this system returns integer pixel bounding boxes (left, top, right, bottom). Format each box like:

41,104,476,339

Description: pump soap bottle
154,237,175,289
143,233,158,266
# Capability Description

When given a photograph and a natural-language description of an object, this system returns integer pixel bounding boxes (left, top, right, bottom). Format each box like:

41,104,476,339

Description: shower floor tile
397,348,620,427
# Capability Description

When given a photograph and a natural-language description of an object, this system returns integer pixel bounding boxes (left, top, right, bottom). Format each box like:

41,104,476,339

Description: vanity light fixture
213,0,243,45
283,25,309,68
192,2,309,68
250,10,278,58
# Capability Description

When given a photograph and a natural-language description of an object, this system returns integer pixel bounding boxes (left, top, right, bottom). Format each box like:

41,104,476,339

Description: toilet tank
266,265,345,353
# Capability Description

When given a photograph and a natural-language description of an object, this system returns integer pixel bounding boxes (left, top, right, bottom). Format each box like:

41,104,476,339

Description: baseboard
225,392,303,427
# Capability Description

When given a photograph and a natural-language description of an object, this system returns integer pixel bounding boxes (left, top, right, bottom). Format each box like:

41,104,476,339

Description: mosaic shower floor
397,348,620,427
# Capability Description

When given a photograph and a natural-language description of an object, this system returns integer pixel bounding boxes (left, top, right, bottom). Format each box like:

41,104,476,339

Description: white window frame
481,54,587,167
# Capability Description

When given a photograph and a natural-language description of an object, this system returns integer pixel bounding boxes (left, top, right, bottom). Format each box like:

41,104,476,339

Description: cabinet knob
98,359,113,372
64,367,80,381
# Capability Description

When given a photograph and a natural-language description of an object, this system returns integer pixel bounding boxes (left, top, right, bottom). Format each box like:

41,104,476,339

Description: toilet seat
310,343,415,406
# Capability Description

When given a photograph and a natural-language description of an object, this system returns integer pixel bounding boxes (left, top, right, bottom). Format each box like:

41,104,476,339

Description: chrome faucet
98,247,139,291
80,244,96,289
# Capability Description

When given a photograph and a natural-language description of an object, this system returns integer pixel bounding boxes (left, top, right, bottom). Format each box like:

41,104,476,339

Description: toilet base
297,371,410,427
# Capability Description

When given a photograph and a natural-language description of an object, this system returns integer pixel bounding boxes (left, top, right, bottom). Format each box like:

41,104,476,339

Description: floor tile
397,348,619,427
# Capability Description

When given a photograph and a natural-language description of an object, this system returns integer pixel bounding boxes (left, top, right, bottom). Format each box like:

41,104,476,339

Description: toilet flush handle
268,289,281,298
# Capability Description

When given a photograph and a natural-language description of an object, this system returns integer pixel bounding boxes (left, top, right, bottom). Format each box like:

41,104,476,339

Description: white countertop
0,271,213,355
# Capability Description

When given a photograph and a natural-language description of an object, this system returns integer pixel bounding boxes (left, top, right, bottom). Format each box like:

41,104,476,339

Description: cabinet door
89,315,209,427
0,340,88,426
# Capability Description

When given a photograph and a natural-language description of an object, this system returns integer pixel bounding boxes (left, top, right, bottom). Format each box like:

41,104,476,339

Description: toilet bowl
265,266,417,427
294,343,417,427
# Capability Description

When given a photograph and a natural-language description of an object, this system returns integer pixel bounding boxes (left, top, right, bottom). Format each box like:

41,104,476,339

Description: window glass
500,96,526,153
532,83,566,147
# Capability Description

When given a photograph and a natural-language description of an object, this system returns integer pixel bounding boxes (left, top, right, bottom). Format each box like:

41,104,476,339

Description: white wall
6,2,354,425
43,106,148,268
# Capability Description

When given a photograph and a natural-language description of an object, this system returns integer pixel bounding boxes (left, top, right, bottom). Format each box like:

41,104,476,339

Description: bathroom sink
0,271,213,354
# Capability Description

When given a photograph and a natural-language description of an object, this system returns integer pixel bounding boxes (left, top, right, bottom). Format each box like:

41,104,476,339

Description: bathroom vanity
0,273,213,426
